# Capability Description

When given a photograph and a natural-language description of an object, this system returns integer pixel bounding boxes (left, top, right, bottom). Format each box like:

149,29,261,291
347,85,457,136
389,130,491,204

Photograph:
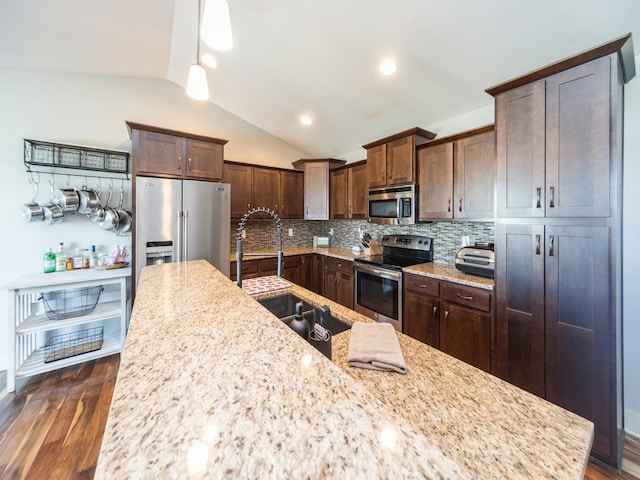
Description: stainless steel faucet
236,207,283,287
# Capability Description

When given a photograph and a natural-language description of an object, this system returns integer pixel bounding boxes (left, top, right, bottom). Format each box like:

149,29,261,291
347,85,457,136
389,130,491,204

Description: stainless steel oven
354,234,433,332
354,264,402,331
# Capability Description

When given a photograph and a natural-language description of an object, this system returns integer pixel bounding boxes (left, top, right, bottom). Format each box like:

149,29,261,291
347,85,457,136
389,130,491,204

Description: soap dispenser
290,302,310,340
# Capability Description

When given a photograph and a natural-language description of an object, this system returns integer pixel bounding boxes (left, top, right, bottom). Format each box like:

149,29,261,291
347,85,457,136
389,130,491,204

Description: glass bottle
55,243,67,272
89,245,97,269
44,248,56,273
73,249,83,269
83,249,91,269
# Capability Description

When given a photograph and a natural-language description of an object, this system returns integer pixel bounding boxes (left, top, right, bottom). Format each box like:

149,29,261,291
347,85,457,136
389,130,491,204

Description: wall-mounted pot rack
24,138,130,181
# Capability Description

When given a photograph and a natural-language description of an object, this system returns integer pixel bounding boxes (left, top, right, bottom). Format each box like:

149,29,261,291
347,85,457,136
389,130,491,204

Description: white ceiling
1,0,639,159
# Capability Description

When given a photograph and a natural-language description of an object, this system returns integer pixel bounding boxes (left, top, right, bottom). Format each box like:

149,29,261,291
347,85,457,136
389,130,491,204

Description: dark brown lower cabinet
496,223,616,463
300,254,323,294
229,256,301,283
403,273,492,373
403,274,440,348
324,257,354,309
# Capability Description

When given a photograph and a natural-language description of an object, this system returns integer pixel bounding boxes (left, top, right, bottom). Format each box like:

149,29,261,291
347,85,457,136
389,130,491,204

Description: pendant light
201,0,233,51
187,0,209,100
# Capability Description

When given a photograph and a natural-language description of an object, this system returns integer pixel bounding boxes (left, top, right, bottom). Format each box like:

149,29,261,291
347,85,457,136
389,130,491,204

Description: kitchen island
96,260,592,479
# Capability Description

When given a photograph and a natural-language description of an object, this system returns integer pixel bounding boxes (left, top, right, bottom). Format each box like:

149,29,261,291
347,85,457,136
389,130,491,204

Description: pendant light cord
196,0,202,64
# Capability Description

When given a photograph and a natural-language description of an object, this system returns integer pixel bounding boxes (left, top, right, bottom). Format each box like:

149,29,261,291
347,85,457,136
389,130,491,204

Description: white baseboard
626,408,640,437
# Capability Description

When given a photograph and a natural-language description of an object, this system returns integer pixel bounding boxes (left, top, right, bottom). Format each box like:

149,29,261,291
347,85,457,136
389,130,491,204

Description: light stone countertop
232,247,495,290
96,260,591,479
96,260,468,479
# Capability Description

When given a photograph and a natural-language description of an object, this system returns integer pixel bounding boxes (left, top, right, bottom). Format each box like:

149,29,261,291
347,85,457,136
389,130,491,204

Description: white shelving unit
5,267,130,392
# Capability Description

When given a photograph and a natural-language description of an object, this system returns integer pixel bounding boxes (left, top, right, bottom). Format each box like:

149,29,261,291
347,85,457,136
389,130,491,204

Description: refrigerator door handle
184,210,189,261
176,210,183,262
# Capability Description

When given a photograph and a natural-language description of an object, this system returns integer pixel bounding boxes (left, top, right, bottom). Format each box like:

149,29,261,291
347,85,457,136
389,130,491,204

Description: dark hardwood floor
0,355,638,479
0,355,119,479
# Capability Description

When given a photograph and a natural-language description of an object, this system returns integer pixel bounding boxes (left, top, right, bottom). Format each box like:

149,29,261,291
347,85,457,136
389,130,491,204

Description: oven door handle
355,264,402,281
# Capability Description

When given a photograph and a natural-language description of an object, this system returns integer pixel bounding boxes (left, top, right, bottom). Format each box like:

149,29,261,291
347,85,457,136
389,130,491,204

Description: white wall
0,68,311,372
623,56,640,437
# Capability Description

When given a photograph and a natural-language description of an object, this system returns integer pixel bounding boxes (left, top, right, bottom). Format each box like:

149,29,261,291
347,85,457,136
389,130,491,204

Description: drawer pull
414,283,428,288
456,293,473,301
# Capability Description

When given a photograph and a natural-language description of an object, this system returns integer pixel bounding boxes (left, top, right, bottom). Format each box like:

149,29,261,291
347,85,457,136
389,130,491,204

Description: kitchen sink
257,293,351,335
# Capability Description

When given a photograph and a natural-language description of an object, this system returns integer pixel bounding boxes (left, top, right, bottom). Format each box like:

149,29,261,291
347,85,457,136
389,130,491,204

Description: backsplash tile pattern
231,219,494,264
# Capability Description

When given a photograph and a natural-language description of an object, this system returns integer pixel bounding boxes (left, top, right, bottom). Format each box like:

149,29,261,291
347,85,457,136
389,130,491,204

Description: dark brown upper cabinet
128,122,227,181
222,162,303,219
417,126,495,221
363,127,436,188
330,161,367,220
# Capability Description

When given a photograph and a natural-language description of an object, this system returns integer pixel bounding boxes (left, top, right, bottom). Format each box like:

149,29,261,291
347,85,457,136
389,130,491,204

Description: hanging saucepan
42,203,64,225
77,186,100,214
88,186,108,223
53,187,79,213
98,187,120,231
114,185,131,235
21,179,44,223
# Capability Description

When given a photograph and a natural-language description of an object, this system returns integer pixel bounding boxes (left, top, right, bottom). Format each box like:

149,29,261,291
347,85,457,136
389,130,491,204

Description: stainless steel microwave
367,185,416,225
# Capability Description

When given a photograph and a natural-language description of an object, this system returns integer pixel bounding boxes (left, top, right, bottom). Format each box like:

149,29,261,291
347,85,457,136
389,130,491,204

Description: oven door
353,263,402,331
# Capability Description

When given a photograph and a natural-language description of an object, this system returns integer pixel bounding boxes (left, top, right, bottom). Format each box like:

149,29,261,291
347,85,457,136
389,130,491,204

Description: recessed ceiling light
300,115,313,126
201,54,218,68
379,59,397,76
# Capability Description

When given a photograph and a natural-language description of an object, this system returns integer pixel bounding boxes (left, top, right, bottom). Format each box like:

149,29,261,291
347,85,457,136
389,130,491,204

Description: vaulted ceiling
1,0,639,159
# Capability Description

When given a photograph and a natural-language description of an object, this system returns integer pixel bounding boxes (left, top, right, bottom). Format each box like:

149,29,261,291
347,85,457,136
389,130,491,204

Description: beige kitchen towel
347,321,407,374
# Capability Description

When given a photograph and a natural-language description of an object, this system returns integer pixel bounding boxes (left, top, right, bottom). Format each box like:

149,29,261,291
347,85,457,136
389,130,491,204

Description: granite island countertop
232,246,495,290
96,260,590,479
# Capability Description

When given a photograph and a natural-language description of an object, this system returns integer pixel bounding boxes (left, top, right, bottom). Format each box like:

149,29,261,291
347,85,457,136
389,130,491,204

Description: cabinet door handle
177,156,182,171
549,235,555,257
444,310,449,320
458,196,463,212
536,187,541,208
549,186,555,208
447,198,451,213
432,306,438,320
535,234,541,255
188,157,192,171
456,293,473,301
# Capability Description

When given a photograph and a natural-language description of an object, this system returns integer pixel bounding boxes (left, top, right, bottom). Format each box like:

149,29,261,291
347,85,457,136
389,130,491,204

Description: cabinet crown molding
126,121,228,145
486,33,636,96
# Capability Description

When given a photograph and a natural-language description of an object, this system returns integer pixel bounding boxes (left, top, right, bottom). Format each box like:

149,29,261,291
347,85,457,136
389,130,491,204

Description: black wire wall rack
24,138,130,180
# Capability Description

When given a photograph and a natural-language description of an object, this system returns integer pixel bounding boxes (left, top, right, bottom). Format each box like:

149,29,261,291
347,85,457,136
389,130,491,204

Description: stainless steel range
354,234,433,331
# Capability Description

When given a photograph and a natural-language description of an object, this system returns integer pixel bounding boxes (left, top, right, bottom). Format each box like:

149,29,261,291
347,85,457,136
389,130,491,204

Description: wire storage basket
44,326,104,363
40,286,103,320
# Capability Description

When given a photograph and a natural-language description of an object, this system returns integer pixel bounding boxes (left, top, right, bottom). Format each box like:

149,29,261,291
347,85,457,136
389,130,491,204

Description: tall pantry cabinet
487,34,635,467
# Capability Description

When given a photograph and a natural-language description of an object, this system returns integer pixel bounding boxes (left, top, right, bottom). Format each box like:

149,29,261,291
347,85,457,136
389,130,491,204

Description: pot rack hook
28,170,40,186
30,177,40,204
48,173,56,187
65,174,71,186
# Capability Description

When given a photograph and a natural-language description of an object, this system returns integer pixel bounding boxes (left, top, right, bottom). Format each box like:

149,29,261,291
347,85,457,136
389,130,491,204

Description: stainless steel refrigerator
135,177,230,287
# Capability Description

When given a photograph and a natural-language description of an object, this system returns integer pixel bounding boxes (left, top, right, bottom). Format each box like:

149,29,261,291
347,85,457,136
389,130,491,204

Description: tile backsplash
231,219,494,264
